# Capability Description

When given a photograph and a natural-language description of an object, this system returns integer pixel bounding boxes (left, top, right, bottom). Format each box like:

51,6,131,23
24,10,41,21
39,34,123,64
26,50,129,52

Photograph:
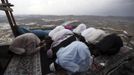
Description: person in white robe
47,29,74,58
50,41,93,75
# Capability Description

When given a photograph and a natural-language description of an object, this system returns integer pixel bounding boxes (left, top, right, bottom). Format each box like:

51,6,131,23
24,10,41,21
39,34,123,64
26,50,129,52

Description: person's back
9,33,41,55
95,33,123,56
53,41,93,74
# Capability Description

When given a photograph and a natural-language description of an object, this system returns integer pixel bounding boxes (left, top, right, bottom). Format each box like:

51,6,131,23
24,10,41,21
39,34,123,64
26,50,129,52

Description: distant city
0,15,134,43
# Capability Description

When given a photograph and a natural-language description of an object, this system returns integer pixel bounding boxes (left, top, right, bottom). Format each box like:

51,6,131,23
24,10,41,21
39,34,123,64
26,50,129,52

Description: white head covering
82,28,106,44
81,27,96,37
52,29,73,41
73,23,87,34
55,41,92,73
49,26,65,38
87,29,106,43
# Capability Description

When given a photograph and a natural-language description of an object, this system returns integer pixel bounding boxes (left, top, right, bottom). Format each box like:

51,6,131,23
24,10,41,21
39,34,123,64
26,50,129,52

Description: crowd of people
9,22,123,75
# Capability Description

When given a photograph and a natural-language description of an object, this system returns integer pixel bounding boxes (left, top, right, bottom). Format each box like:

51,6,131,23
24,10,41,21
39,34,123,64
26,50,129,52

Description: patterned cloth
4,52,42,75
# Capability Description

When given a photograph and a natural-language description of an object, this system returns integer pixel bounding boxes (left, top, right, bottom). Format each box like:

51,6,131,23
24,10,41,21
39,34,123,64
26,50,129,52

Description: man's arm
26,42,45,55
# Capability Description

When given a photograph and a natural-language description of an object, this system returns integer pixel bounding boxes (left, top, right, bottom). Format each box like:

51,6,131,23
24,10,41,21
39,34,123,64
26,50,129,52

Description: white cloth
49,26,65,38
49,63,56,72
81,27,96,37
73,23,87,34
81,28,106,44
52,29,73,41
55,41,92,73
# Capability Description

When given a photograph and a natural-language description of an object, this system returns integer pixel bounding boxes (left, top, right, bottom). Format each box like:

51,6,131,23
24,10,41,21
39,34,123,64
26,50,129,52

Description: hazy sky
1,0,134,16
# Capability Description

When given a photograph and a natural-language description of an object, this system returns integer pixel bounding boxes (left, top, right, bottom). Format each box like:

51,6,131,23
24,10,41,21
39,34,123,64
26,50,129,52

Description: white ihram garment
51,29,73,41
49,26,65,38
55,41,93,73
73,23,87,34
81,28,106,44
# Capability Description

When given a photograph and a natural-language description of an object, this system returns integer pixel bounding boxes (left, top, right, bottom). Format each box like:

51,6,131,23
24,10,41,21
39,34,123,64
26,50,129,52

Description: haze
0,0,134,16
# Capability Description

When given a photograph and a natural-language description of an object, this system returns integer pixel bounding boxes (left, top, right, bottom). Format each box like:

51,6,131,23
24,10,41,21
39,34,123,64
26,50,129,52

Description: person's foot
46,73,56,75
49,62,56,72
